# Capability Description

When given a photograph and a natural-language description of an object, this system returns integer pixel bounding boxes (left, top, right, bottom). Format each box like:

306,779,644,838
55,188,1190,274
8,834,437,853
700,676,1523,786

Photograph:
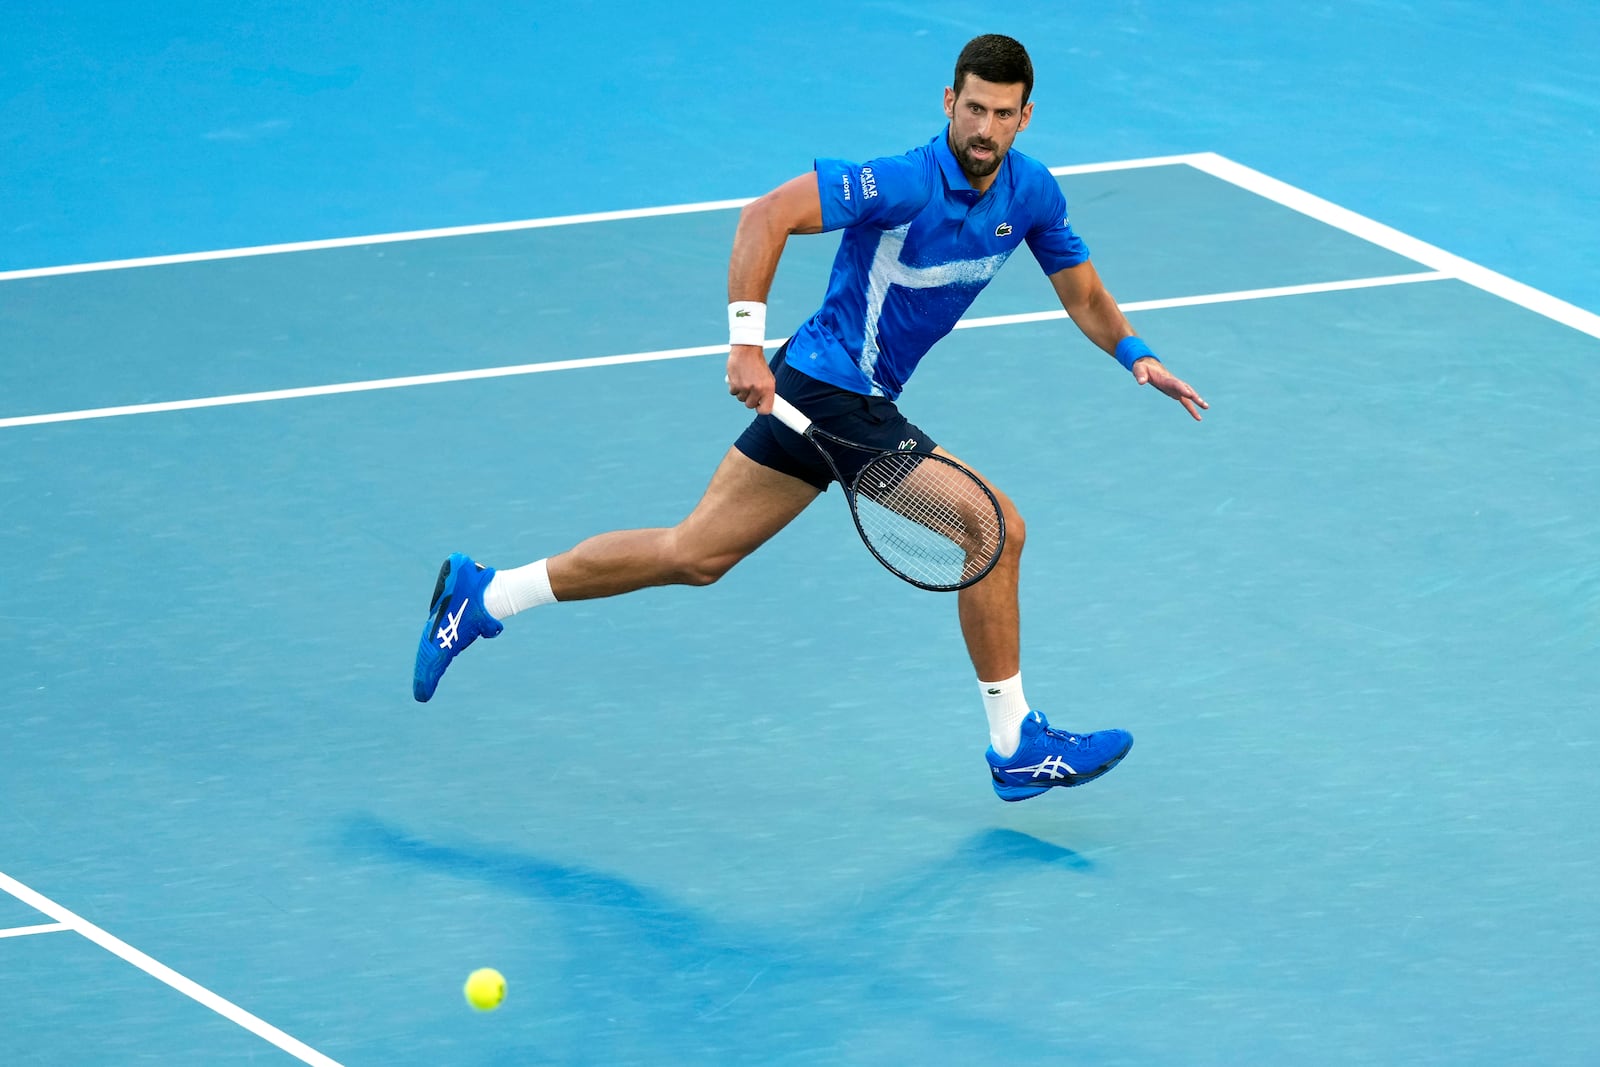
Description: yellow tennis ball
463,967,506,1011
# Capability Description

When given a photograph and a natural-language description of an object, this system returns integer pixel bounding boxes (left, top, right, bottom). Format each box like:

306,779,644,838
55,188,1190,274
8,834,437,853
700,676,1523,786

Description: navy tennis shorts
733,342,938,491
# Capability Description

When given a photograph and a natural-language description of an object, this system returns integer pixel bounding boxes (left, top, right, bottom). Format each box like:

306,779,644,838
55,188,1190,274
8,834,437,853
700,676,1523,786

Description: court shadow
338,817,1096,1063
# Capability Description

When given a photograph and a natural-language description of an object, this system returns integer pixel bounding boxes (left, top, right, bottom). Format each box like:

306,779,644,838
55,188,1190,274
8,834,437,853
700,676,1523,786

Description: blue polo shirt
785,129,1090,399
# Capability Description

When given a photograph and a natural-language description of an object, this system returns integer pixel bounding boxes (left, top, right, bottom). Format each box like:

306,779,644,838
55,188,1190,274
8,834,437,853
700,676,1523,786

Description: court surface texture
3,4,1597,1064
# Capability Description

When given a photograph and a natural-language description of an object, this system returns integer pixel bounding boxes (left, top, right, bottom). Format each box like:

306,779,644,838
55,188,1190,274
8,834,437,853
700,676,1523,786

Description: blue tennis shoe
986,711,1133,802
413,553,503,702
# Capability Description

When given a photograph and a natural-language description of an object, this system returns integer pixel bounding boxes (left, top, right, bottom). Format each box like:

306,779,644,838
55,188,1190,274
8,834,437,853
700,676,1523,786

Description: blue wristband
1114,336,1158,372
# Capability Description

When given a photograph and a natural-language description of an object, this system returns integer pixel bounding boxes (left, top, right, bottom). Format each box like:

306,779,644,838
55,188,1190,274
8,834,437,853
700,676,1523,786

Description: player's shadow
340,816,1095,1064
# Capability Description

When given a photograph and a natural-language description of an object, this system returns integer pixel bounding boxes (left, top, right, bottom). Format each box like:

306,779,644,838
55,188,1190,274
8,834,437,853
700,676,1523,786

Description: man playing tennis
414,34,1207,802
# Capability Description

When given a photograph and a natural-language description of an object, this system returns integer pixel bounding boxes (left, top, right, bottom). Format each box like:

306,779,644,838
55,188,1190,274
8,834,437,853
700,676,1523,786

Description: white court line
0,154,1201,283
0,342,722,428
0,271,1446,430
0,870,343,1067
955,270,1448,331
0,198,749,282
1048,153,1209,176
0,921,71,939
1186,152,1600,340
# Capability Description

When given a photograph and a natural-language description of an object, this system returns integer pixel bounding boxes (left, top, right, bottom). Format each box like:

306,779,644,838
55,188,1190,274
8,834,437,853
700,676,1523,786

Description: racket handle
725,374,812,434
767,394,812,435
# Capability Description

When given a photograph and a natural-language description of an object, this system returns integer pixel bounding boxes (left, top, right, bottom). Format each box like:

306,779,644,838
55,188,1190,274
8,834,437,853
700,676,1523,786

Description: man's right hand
726,345,775,413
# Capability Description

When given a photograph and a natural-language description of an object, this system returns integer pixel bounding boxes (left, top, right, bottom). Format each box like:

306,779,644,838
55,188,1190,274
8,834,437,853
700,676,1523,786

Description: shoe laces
1042,724,1085,747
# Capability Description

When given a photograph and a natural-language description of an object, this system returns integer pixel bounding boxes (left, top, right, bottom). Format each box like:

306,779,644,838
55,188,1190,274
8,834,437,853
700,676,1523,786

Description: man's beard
954,135,1003,179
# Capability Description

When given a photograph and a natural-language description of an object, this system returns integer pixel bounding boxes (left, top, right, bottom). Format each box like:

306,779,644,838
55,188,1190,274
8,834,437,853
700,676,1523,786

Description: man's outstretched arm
726,174,824,413
1048,260,1209,421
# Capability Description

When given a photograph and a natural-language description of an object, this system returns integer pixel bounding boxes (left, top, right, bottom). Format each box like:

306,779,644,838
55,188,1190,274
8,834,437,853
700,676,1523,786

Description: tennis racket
767,394,1006,592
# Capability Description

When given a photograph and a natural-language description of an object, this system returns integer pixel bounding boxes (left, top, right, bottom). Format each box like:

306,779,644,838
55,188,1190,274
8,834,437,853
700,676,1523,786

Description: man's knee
675,551,742,587
666,449,818,587
997,496,1026,556
665,530,747,587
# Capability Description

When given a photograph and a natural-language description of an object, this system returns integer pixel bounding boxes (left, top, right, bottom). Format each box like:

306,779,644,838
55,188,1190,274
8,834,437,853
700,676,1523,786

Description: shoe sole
413,555,466,703
991,738,1134,802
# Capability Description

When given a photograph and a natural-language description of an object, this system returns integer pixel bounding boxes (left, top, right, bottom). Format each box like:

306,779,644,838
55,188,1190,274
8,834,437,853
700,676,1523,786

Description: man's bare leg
414,448,817,702
546,448,820,600
932,446,1033,757
934,447,1025,682
933,448,1133,792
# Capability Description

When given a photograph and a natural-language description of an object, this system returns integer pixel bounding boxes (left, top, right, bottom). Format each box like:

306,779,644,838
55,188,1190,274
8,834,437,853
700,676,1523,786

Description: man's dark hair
953,34,1034,105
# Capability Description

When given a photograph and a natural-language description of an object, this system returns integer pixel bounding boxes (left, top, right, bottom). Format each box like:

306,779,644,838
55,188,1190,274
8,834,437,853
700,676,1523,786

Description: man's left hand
1134,357,1208,421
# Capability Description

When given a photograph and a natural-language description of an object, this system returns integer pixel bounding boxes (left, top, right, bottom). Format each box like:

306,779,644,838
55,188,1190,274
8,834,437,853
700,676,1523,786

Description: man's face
943,75,1033,180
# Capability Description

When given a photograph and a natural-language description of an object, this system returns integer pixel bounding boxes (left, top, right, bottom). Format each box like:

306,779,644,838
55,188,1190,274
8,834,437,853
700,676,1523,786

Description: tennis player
414,34,1207,802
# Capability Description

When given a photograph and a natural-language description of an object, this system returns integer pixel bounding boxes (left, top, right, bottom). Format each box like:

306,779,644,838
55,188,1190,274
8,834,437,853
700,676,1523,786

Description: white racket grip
767,393,813,435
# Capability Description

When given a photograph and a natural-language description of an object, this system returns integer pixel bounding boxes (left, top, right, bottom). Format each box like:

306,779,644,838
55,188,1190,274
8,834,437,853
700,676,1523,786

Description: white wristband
728,301,767,347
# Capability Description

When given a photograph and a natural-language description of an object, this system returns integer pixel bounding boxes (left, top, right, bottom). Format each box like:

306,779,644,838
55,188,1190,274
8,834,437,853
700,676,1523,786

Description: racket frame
768,394,1006,592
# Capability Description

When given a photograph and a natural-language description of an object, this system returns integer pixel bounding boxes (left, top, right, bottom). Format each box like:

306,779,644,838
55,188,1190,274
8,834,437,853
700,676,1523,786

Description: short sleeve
814,152,935,232
1025,179,1091,274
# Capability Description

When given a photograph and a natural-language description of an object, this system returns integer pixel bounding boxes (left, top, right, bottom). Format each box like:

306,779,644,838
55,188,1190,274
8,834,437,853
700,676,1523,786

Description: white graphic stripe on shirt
857,224,1012,393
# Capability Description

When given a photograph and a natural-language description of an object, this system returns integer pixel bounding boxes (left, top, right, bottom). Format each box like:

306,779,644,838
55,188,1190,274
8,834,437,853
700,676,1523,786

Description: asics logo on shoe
1009,755,1078,780
436,599,469,649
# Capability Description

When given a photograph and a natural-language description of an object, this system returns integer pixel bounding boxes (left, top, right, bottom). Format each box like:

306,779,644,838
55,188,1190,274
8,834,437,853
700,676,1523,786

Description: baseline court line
1187,153,1600,340
0,921,71,939
0,155,1204,283
0,870,344,1067
0,271,1446,430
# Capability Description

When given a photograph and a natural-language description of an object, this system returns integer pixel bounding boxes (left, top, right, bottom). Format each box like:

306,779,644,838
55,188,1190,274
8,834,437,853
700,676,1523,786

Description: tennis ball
463,967,506,1011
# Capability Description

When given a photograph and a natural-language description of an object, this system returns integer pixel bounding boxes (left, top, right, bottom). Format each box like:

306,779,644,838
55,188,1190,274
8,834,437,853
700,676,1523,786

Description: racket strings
852,453,1004,588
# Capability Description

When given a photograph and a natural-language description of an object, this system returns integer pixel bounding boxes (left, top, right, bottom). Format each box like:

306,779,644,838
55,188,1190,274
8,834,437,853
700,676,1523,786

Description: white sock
482,559,557,620
982,671,1032,759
